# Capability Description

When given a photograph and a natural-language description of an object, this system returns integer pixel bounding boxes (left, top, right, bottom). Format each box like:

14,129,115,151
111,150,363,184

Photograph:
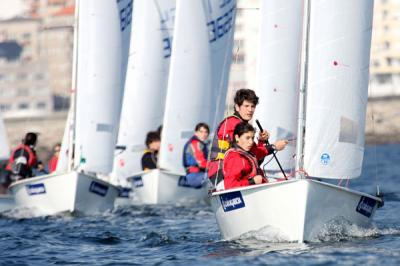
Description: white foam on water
238,225,292,243
1,207,50,219
312,219,400,242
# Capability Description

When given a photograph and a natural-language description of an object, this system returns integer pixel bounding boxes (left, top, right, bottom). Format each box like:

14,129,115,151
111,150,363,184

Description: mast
295,0,311,179
68,0,80,171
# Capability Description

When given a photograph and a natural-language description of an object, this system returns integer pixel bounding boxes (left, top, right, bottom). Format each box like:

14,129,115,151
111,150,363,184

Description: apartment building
370,0,400,97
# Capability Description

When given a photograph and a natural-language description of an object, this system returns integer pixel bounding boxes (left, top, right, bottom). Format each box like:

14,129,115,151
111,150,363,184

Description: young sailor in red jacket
208,88,288,188
223,123,287,189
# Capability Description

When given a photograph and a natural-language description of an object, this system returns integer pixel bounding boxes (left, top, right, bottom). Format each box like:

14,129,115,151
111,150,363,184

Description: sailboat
0,114,14,212
8,0,133,216
130,0,237,204
111,0,176,204
210,0,382,242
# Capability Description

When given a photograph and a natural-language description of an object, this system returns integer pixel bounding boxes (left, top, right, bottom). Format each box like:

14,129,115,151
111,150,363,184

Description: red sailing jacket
207,114,271,182
48,155,58,173
223,146,267,190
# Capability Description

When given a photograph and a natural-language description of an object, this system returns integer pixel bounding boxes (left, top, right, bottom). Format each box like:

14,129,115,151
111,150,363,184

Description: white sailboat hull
211,179,380,242
129,169,208,205
0,194,15,212
9,171,119,216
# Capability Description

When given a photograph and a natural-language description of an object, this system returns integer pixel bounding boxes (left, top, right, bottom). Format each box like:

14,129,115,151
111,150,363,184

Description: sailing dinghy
130,0,237,204
211,0,382,242
111,0,176,205
9,0,132,216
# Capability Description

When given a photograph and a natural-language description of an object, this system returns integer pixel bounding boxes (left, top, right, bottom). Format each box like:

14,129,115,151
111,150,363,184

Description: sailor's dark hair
23,132,37,146
195,122,209,133
233,122,255,139
234,88,259,106
145,131,160,147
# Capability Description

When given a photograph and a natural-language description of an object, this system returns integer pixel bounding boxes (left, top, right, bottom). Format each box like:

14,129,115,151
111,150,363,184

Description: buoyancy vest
6,144,36,178
141,149,157,170
209,115,242,161
183,136,208,173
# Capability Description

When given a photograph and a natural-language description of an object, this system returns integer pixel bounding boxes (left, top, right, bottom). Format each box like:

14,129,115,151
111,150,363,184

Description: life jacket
223,146,264,181
183,135,208,173
209,115,242,161
207,115,242,185
141,149,157,170
6,144,37,178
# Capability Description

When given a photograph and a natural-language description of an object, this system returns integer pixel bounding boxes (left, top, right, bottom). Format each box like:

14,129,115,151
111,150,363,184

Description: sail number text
207,5,236,43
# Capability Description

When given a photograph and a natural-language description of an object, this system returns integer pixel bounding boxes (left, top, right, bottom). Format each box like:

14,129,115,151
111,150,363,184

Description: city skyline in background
0,0,399,119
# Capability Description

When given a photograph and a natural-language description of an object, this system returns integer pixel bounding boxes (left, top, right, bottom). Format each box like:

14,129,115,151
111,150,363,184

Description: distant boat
130,0,237,204
110,0,176,205
211,0,382,242
9,0,133,216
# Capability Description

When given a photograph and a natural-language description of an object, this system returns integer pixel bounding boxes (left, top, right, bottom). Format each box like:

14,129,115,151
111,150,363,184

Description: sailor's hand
258,130,269,142
253,175,263,184
274,139,289,151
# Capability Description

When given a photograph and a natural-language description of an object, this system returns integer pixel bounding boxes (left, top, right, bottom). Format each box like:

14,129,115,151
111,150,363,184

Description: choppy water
0,144,399,265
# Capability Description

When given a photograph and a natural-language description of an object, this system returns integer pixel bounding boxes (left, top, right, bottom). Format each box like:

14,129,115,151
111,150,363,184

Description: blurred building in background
370,0,400,97
0,17,52,118
0,0,74,119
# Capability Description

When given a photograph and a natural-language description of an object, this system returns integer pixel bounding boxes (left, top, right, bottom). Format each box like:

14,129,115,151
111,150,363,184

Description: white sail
303,0,374,179
0,114,9,161
74,0,132,174
112,0,176,181
254,0,303,173
56,109,72,172
158,0,236,173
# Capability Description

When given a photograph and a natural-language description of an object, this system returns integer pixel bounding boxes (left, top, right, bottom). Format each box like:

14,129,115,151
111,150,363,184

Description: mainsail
74,0,132,174
254,0,303,173
158,0,237,173
303,0,374,178
112,0,176,180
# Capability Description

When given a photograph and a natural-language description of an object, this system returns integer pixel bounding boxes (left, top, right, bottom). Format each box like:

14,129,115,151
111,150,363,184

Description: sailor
207,88,288,188
48,143,61,173
141,131,161,171
5,132,38,182
182,123,210,188
33,161,49,176
223,123,286,189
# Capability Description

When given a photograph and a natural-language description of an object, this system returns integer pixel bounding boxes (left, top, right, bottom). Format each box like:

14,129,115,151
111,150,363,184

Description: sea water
0,144,399,265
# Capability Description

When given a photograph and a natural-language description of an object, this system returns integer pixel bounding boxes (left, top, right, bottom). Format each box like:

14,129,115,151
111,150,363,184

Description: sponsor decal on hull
118,187,131,198
219,191,245,212
89,181,109,197
26,183,46,196
132,176,143,188
356,196,376,218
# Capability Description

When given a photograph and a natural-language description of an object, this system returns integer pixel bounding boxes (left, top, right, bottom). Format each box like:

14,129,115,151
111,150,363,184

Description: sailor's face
195,127,209,142
235,100,256,121
236,131,255,151
149,140,160,151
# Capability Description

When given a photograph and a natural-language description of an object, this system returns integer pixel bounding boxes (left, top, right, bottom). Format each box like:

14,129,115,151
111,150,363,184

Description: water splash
313,219,400,242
